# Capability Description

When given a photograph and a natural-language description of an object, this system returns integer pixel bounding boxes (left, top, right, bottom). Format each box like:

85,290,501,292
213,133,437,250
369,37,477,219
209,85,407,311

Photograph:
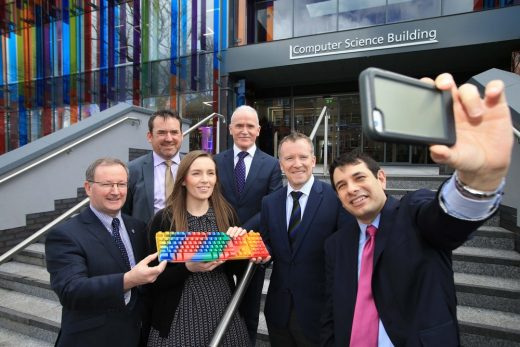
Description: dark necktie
111,218,131,270
235,151,248,194
287,191,303,239
350,224,379,346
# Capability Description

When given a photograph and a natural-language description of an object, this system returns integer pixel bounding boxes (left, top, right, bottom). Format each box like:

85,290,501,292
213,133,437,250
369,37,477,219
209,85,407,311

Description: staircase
0,176,518,346
257,174,520,347
0,242,58,346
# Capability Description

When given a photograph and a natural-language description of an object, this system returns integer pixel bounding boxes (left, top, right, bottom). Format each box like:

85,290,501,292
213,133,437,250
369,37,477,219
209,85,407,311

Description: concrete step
464,226,515,251
385,174,449,190
0,261,57,301
455,272,520,314
12,243,46,267
458,305,520,347
0,287,60,344
0,326,53,347
453,246,520,279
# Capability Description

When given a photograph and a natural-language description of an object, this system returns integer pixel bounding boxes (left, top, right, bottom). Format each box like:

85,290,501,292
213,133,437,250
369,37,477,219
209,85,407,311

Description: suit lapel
143,153,155,216
122,215,142,262
80,208,129,271
342,223,361,341
290,180,323,258
241,150,263,199
274,187,292,256
374,196,399,267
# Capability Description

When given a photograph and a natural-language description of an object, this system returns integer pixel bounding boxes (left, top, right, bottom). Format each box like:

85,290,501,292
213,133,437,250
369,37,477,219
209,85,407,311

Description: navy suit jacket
123,152,155,224
45,208,148,347
260,179,349,344
214,148,282,230
321,189,486,347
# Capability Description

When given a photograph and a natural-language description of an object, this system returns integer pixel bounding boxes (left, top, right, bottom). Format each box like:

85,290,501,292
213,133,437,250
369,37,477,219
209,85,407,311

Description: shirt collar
287,175,314,197
357,214,381,239
89,205,123,231
152,151,181,167
233,144,256,159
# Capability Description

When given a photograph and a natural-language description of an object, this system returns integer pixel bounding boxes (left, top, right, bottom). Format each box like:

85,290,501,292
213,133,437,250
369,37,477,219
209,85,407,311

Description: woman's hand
185,260,224,272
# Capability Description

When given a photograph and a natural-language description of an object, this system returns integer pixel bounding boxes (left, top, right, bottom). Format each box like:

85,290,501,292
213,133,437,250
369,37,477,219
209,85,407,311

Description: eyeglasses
88,181,128,189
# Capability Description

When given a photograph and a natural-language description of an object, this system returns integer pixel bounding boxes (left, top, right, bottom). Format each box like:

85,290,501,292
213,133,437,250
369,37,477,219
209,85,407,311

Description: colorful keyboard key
155,231,270,262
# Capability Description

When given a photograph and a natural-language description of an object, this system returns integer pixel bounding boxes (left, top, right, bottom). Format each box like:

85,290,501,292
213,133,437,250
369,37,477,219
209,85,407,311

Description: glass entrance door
293,94,363,168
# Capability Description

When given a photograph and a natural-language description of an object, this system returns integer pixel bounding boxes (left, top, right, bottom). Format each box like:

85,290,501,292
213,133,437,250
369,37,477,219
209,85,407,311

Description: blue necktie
112,218,131,270
288,191,303,240
235,151,248,194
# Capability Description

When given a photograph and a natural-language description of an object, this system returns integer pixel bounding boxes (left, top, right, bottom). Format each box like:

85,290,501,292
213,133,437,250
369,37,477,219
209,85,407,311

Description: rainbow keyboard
156,231,270,262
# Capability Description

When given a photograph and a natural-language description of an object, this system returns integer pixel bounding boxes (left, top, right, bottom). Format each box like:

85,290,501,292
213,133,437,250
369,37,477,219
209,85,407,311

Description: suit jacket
123,152,155,224
214,148,282,230
260,179,349,344
45,208,148,347
321,189,486,347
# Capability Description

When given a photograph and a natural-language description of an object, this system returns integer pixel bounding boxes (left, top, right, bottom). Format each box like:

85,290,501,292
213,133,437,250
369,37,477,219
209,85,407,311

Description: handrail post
309,106,327,141
209,262,257,347
323,110,329,175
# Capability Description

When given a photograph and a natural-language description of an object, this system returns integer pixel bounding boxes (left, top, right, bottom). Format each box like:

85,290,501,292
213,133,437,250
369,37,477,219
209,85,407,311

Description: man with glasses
45,158,166,347
123,110,184,224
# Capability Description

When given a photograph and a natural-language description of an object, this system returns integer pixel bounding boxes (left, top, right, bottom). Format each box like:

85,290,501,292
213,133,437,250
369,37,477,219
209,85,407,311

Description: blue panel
170,0,178,74
221,0,227,50
7,30,17,83
213,0,219,68
18,99,27,146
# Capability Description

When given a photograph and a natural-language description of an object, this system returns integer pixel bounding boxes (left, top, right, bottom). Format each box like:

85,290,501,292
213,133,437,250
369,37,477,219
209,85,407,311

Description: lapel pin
131,229,135,234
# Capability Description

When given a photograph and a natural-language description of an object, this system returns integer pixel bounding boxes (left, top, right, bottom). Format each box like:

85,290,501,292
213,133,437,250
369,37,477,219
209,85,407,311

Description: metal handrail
182,112,226,153
514,126,520,141
309,106,329,175
0,116,141,185
0,197,90,265
209,262,257,347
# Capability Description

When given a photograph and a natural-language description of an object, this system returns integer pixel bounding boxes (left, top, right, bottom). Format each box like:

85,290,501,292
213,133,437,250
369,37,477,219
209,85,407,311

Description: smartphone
359,67,456,146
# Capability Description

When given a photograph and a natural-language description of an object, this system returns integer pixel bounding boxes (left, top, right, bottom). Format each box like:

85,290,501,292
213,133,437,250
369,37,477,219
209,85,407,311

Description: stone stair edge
0,306,60,332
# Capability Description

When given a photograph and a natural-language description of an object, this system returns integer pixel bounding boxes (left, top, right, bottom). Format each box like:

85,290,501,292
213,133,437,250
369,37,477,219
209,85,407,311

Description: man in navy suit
45,158,166,347
322,74,513,346
260,132,349,346
123,110,184,224
214,105,283,345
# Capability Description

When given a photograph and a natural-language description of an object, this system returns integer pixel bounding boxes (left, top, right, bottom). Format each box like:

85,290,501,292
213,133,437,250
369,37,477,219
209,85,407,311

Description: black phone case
359,67,456,146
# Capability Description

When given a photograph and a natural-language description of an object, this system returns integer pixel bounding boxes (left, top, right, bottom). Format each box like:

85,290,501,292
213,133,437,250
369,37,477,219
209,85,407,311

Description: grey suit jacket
123,152,156,224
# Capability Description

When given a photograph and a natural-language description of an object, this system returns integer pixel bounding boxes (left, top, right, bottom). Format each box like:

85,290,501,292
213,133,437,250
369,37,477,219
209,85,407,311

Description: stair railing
0,197,90,265
183,112,226,152
309,106,329,174
0,116,141,185
0,112,226,265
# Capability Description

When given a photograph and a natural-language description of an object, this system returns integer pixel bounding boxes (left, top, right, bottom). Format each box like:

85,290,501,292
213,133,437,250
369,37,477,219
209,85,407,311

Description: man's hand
123,252,167,290
424,73,513,191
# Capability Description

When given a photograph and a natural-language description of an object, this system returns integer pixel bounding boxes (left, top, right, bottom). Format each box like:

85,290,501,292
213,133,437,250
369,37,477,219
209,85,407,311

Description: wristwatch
453,172,505,200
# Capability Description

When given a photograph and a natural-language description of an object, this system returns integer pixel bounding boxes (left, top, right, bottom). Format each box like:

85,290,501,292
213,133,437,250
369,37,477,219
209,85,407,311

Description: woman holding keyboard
146,150,269,347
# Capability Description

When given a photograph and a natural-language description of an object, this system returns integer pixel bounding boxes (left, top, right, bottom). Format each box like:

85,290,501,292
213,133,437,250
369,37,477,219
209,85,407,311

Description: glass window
294,0,338,37
254,0,293,43
254,98,291,156
338,0,386,30
386,0,441,24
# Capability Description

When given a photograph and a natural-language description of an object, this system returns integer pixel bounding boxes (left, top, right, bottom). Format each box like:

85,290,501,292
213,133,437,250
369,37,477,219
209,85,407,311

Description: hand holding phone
359,67,456,146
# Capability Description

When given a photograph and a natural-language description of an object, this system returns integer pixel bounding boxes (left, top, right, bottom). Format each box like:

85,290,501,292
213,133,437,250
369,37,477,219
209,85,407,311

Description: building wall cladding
0,0,222,155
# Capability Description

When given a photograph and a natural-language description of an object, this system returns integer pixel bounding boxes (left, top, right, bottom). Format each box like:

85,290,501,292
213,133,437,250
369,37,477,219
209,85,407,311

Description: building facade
1,0,519,166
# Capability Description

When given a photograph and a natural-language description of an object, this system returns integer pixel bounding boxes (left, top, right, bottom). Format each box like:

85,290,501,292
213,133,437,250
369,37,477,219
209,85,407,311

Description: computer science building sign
289,28,438,60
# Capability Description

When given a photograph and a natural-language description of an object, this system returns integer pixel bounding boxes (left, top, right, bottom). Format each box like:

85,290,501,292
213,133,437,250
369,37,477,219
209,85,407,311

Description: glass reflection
294,0,338,37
